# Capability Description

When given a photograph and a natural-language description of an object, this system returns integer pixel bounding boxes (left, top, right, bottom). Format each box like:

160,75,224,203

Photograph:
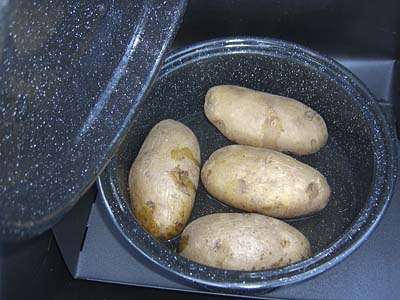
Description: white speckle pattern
0,0,187,240
98,37,397,291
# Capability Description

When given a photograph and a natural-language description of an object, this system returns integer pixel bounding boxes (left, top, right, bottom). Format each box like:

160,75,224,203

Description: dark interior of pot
114,42,374,255
97,38,396,290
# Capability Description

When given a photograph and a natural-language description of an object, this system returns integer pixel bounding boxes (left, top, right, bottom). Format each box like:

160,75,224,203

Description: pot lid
0,0,187,241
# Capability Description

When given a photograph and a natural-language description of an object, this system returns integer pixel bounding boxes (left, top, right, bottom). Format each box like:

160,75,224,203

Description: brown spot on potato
275,202,288,212
261,202,288,214
304,110,317,121
306,182,319,200
135,206,187,240
174,222,184,233
160,224,184,240
270,117,279,127
170,167,196,195
238,179,248,193
262,112,283,149
262,205,273,213
280,239,291,249
146,200,155,209
214,119,226,133
179,235,190,252
263,155,273,164
159,128,168,135
132,196,161,239
270,257,284,268
170,147,200,167
213,239,222,250
206,169,212,179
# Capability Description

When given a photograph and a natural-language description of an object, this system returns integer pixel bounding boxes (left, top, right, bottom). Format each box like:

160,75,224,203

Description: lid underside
0,0,187,241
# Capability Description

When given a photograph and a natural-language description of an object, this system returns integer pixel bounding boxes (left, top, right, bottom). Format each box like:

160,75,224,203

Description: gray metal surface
69,177,400,300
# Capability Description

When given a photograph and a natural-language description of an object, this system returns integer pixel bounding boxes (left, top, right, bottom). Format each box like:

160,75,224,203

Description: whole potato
201,145,330,218
204,85,328,155
128,119,200,240
179,213,311,271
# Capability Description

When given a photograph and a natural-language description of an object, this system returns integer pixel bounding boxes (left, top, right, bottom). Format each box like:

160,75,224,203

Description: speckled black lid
98,37,397,291
0,0,187,241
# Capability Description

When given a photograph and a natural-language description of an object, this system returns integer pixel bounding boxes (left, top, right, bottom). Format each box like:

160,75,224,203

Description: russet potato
201,145,331,218
205,85,328,155
179,213,312,271
129,119,200,240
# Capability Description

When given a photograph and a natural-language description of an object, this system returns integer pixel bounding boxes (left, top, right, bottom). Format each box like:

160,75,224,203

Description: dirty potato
204,85,328,155
128,119,200,240
179,213,311,271
201,145,330,218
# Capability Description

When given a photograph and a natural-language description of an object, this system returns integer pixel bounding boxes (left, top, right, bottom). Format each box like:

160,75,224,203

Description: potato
128,119,200,240
204,85,328,155
201,145,330,218
179,213,311,271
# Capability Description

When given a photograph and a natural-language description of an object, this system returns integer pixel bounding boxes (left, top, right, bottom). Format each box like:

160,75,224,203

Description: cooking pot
98,37,397,291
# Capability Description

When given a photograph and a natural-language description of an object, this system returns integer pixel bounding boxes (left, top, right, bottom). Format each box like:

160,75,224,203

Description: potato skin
201,145,330,218
128,119,200,240
204,85,328,155
179,213,311,271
